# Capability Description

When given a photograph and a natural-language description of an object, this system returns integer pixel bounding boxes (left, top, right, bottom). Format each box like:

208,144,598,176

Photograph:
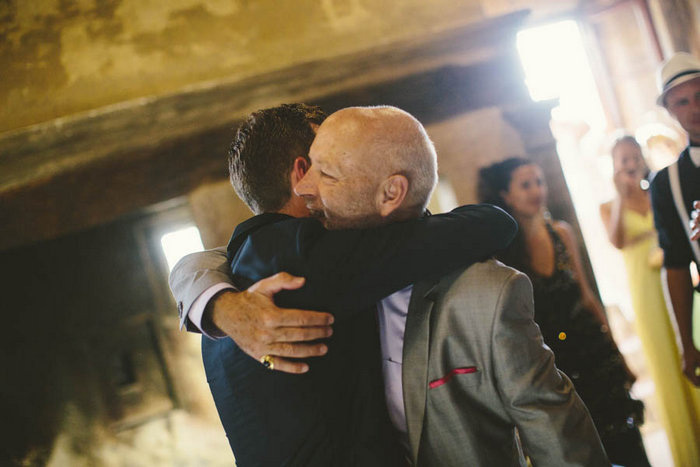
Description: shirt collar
226,212,294,262
690,146,700,167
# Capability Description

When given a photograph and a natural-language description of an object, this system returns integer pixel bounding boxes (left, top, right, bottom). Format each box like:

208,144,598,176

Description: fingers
267,341,329,358
214,273,337,374
263,307,334,327
245,273,334,326
273,325,333,342
249,272,306,296
265,357,310,374
255,342,329,374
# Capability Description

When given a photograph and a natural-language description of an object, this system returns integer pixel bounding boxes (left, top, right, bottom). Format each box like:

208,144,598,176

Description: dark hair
610,135,651,180
476,157,532,209
611,135,641,154
228,103,327,214
477,156,536,273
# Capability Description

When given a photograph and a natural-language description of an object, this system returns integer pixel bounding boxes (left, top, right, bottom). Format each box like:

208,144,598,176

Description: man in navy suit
171,104,605,466
171,104,517,465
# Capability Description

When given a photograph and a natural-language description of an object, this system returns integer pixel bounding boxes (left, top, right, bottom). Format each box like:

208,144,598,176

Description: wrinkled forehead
310,117,374,169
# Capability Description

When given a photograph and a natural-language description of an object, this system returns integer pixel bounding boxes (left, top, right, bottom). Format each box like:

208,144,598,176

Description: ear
291,157,310,186
377,174,409,218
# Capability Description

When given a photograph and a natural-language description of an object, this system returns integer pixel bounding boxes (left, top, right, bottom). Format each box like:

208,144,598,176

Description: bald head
294,106,438,229
324,107,437,211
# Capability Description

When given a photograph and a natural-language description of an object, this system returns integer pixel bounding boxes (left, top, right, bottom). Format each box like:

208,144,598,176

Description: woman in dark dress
478,157,649,466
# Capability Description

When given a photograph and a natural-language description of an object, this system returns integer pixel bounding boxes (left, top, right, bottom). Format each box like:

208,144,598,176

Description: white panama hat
657,52,700,106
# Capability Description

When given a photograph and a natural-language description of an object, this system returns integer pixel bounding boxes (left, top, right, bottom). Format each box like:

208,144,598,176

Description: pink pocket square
429,366,478,389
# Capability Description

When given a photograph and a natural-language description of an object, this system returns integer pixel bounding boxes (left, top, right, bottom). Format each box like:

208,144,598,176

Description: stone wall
3,0,606,133
1,0,484,132
0,204,232,465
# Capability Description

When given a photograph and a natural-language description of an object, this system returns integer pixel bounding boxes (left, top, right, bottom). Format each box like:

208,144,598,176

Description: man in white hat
650,51,700,386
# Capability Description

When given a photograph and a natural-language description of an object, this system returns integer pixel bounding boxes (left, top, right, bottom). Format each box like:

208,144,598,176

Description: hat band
663,69,700,91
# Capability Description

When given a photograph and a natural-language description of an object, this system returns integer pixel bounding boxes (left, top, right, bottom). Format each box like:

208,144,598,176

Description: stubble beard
308,192,385,230
322,210,385,230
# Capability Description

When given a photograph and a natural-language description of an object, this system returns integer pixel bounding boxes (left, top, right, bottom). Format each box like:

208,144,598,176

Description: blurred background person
478,157,649,467
650,52,700,390
600,136,700,467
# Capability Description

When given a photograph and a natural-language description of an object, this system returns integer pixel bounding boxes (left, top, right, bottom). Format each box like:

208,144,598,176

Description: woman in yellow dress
600,135,700,466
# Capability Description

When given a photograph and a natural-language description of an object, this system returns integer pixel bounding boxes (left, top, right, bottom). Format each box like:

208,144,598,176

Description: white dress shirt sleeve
188,282,236,339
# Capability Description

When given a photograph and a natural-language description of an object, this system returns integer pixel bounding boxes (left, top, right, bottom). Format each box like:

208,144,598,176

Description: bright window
160,225,204,272
516,20,606,131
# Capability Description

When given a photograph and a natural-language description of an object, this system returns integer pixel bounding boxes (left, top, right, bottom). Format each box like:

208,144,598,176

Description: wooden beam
0,11,529,251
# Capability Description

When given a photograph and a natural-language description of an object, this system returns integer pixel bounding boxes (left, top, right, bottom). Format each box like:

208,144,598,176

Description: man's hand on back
206,272,334,374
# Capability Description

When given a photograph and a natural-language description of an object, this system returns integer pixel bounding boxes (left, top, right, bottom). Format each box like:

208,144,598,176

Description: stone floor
45,409,232,467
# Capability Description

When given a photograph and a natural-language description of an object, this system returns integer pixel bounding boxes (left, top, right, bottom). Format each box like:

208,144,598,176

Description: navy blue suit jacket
203,205,517,466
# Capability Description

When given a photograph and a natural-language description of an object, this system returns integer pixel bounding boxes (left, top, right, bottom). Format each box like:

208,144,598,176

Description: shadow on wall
0,204,230,465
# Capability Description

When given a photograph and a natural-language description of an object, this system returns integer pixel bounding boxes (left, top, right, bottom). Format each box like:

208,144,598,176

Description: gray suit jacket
170,247,230,332
403,260,608,466
170,251,608,466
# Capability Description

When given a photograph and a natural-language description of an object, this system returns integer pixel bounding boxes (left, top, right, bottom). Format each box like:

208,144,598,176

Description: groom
171,104,606,465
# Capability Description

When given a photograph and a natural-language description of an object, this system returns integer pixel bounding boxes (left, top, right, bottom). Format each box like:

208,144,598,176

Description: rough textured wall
0,0,486,132
0,206,230,464
480,0,578,18
0,0,592,133
648,0,700,58
427,108,526,205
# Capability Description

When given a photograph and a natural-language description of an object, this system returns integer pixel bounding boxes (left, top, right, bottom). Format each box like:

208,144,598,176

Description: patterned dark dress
528,223,649,466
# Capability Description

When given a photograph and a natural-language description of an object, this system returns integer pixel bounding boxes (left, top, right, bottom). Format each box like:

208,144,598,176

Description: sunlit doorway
517,19,674,467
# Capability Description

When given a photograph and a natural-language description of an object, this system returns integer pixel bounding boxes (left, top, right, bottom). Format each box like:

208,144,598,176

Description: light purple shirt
376,285,413,446
188,282,234,339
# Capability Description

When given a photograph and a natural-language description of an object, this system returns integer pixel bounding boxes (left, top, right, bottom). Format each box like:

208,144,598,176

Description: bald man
292,107,605,465
172,106,606,465
172,104,517,465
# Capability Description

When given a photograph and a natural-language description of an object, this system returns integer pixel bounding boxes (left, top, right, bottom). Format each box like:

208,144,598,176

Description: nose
532,181,546,198
294,168,318,198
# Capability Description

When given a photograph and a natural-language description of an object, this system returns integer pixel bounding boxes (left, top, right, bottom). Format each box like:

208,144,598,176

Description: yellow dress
621,208,700,466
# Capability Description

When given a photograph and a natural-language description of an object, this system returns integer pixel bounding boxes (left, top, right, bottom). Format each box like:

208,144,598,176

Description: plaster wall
1,0,483,132
1,0,590,133
0,205,231,464
428,108,526,205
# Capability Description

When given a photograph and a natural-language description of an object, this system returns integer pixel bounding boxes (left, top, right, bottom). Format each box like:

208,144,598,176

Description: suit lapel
402,279,438,464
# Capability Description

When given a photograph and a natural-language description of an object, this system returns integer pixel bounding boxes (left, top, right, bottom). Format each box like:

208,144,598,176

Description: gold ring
260,354,274,371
